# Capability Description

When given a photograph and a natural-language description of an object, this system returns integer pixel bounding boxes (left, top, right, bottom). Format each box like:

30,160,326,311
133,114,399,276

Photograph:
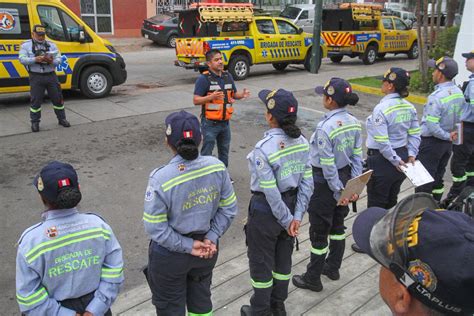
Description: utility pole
310,0,323,73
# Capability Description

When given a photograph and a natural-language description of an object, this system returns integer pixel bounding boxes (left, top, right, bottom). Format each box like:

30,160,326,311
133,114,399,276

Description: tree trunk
446,0,458,27
416,0,430,92
435,0,442,39
429,0,436,50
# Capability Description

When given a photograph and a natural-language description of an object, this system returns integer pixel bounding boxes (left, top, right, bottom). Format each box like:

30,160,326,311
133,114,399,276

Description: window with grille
80,0,113,34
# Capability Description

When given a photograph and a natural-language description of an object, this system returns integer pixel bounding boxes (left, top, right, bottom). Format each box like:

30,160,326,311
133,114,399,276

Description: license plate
144,34,149,39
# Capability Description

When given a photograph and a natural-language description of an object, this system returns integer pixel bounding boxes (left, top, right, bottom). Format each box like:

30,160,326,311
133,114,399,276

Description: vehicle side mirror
404,20,413,29
297,27,303,34
78,26,86,43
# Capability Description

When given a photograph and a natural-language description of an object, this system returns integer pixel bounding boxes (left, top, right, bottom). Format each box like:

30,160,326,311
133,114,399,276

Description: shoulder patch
255,156,265,170
374,114,385,126
145,186,155,202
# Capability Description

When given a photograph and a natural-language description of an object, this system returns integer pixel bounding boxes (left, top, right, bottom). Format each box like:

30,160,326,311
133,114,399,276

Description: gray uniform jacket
366,93,421,166
19,39,61,73
461,74,474,122
16,208,124,316
310,108,363,200
143,154,237,253
247,128,314,229
421,81,464,140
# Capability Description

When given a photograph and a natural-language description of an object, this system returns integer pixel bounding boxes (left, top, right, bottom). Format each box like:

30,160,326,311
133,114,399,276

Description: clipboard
337,170,373,205
400,160,434,187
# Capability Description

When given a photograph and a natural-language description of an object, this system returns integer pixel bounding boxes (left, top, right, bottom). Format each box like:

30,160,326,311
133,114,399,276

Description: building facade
61,0,156,37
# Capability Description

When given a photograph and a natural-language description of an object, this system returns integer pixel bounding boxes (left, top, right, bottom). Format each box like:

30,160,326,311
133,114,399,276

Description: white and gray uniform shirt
143,155,237,253
247,128,314,229
421,81,464,140
310,108,363,199
19,39,61,73
366,93,421,166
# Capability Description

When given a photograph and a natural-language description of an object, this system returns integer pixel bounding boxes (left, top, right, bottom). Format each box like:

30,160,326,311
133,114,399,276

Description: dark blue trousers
447,122,474,200
245,191,297,315
367,147,408,209
304,166,350,283
416,136,452,201
147,240,218,316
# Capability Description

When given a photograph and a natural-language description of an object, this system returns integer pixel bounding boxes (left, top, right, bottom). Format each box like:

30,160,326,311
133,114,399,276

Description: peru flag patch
58,178,71,188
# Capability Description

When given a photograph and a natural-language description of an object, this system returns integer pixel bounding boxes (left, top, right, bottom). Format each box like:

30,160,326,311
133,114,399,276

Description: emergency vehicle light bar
190,3,254,23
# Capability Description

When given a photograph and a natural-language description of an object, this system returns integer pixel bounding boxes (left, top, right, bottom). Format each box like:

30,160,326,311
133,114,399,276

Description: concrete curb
351,83,427,105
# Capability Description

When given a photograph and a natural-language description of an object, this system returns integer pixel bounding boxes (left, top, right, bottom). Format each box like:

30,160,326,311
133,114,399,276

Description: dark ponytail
176,138,199,160
279,116,301,139
49,187,82,209
343,92,359,106
395,86,409,98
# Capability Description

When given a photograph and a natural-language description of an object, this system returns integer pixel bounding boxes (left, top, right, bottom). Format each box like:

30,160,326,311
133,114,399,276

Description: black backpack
446,186,474,217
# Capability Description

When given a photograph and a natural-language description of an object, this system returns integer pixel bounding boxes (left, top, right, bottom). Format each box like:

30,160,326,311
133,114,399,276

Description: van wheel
304,49,322,72
80,66,113,98
228,55,249,80
330,56,343,63
272,63,288,71
407,41,419,59
362,45,378,65
167,35,177,48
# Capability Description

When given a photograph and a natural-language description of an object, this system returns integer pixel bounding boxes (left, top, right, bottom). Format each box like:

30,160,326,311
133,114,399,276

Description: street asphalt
0,46,419,315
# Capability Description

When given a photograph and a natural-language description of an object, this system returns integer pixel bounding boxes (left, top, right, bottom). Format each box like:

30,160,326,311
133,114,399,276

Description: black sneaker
31,122,39,132
351,243,365,254
292,274,323,292
231,178,235,184
58,119,71,127
240,305,272,316
322,265,340,281
270,301,287,316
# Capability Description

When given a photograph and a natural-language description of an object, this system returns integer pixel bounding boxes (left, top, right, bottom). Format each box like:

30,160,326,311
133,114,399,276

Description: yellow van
0,0,127,98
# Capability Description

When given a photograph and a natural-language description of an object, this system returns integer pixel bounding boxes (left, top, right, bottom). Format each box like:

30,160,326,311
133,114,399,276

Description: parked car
141,14,179,48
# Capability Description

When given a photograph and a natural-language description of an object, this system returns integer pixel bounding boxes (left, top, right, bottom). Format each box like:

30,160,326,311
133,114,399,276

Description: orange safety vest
202,71,235,121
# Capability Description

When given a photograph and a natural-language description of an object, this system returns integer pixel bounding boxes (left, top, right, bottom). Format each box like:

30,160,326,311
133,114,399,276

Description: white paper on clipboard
337,170,373,205
401,160,434,187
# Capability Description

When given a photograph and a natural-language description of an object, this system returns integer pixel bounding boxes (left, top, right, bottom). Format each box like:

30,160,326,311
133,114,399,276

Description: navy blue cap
165,110,201,148
315,77,355,107
428,56,458,79
462,50,474,59
353,193,474,314
33,24,46,35
258,89,298,121
33,161,79,203
383,67,410,88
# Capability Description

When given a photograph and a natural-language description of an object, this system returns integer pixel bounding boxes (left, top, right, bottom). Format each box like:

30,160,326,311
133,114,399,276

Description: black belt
183,232,206,240
312,165,351,173
251,188,298,198
421,136,451,143
367,148,380,156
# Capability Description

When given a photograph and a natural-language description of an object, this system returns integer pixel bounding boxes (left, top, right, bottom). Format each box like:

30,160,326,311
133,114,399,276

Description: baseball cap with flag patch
34,161,79,203
165,110,202,148
258,89,298,122
427,56,458,80
353,193,474,315
315,77,358,107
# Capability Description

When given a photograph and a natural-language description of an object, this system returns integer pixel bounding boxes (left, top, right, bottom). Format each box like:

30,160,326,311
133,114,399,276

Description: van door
35,4,90,88
0,2,32,93
275,19,305,61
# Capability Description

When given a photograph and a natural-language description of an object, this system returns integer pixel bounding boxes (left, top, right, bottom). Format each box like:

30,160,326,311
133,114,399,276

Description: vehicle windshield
280,7,301,20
